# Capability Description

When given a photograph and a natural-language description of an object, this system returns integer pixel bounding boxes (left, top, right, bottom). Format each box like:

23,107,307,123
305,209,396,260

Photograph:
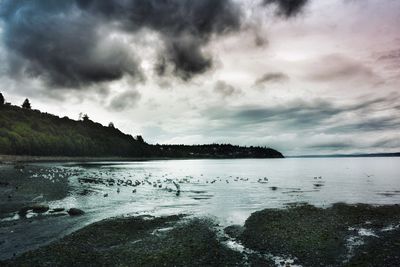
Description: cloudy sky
0,0,399,156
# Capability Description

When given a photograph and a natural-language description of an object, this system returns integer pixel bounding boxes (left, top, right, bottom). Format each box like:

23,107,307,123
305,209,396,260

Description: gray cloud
214,80,242,98
262,0,309,18
375,48,400,80
0,0,314,89
0,0,242,88
372,137,400,149
254,72,289,86
326,116,400,134
109,90,141,112
307,141,354,150
205,93,400,135
306,54,380,82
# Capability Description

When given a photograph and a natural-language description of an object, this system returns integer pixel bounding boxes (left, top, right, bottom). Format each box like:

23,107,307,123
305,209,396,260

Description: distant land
0,102,283,159
289,153,400,158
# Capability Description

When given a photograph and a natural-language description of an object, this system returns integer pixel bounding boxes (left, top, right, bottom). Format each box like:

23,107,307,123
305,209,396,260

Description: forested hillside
0,104,150,157
0,101,283,158
156,144,284,158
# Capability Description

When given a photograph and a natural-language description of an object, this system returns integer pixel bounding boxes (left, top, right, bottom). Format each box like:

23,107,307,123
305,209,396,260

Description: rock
18,207,30,217
14,164,25,170
31,204,50,213
224,225,244,239
67,208,85,216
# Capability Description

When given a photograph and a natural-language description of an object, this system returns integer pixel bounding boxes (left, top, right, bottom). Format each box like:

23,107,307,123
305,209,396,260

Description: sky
0,0,399,156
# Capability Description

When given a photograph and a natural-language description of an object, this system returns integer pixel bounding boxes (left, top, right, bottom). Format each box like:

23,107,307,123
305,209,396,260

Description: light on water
48,157,400,225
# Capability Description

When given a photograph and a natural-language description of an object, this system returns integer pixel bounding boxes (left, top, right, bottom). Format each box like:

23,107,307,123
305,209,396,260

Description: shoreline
2,203,400,266
0,155,285,164
0,155,173,164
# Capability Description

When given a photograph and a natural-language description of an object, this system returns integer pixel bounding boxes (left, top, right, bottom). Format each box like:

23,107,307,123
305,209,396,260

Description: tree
0,93,4,105
82,114,89,122
22,98,31,109
108,122,115,128
135,135,145,143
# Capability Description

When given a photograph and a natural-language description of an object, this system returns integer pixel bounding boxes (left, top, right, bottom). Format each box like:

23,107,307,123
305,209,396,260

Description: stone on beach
19,204,49,215
67,208,85,216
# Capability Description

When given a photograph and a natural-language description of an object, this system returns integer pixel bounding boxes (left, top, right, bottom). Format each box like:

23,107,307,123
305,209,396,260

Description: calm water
1,157,400,259
49,157,400,225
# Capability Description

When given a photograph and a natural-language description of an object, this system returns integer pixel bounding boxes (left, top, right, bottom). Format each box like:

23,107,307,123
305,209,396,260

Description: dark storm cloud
158,37,212,81
76,0,242,80
254,72,289,85
262,0,309,17
0,0,242,87
0,1,142,87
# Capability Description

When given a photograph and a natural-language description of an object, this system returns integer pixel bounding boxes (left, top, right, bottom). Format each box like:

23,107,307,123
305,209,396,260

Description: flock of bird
17,165,329,199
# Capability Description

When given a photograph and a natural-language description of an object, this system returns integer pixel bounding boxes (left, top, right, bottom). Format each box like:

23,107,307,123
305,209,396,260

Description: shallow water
54,157,400,224
1,157,400,259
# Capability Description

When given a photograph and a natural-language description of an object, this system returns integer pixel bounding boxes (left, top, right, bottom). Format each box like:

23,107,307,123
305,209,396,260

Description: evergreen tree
22,98,31,109
82,114,90,122
0,93,4,105
136,135,145,143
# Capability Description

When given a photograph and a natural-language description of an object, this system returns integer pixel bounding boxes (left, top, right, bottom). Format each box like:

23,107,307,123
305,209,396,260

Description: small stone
67,208,85,216
31,204,50,213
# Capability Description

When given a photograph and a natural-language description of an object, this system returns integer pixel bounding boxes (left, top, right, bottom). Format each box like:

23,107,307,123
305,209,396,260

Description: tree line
0,92,283,158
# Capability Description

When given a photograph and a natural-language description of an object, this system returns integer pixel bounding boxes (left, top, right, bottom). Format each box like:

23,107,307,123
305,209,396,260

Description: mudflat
2,203,400,267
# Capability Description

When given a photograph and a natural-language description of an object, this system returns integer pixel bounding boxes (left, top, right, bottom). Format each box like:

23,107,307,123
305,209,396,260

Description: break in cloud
0,0,399,155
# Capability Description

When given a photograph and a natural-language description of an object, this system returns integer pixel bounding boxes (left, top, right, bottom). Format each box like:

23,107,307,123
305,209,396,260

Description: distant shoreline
288,152,400,158
0,155,285,163
1,154,399,163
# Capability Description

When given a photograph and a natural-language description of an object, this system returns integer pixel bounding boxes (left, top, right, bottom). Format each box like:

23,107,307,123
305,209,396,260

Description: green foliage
0,104,283,158
0,93,4,105
0,105,150,157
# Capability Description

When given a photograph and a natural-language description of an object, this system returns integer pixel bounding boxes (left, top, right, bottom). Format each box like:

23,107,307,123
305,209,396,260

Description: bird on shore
173,181,181,196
